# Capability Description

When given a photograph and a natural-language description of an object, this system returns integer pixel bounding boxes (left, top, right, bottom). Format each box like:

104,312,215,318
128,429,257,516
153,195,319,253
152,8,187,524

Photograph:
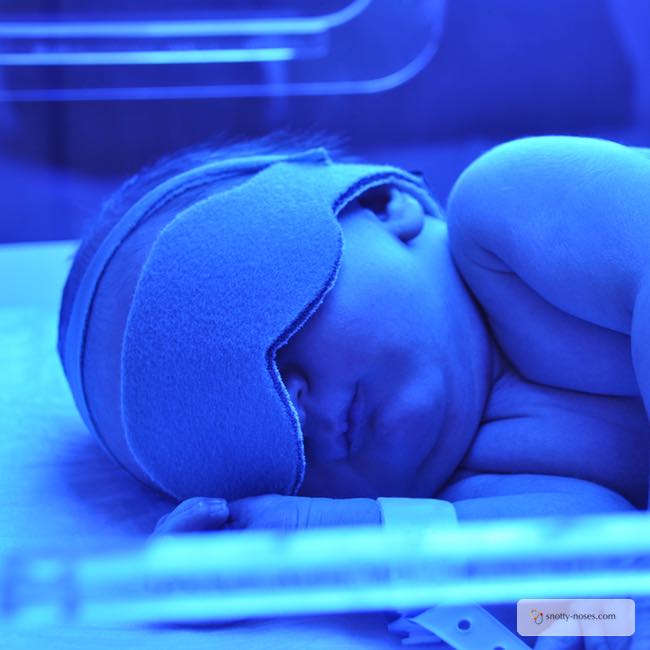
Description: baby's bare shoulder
447,136,650,395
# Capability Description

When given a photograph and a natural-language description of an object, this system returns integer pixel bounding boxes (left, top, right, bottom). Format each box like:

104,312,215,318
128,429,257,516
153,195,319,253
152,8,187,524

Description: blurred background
0,0,649,243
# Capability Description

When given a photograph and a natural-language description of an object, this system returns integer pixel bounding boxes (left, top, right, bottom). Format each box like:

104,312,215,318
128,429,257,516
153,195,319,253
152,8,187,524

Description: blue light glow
0,0,371,38
0,36,437,100
1,2,650,647
0,48,297,66
5,514,650,625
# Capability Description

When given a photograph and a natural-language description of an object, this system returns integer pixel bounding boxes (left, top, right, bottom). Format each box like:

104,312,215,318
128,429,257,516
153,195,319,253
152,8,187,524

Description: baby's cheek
303,433,348,464
299,460,379,498
375,369,446,445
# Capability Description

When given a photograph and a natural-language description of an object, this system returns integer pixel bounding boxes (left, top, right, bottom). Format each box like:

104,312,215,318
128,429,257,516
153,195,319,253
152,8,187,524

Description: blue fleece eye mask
62,148,439,501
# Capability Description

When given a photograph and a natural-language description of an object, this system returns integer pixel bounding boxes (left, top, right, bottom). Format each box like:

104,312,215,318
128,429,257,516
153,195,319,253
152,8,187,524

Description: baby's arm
447,135,650,396
152,494,381,535
153,473,635,535
439,472,637,519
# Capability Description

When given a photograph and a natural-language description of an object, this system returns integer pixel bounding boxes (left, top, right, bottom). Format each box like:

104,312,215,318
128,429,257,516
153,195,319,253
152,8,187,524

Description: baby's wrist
345,497,382,526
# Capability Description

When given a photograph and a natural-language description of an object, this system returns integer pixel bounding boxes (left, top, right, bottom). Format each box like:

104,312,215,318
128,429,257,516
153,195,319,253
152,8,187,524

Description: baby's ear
358,185,425,243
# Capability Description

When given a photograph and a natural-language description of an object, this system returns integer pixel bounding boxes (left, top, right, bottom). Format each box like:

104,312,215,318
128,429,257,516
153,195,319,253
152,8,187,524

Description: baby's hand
152,495,380,536
152,496,230,535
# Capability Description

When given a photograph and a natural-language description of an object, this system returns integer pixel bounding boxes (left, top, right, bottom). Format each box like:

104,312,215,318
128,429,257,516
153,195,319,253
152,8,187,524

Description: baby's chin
297,451,428,499
298,463,378,498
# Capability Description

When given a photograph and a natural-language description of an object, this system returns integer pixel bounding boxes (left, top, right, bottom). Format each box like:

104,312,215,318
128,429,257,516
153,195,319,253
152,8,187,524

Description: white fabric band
377,497,458,529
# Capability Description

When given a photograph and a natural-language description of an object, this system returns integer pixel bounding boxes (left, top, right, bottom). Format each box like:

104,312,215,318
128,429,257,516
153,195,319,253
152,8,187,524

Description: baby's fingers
153,497,229,536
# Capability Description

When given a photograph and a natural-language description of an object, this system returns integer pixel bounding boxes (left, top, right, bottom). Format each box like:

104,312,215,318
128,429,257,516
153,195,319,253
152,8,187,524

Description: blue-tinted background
1,0,649,243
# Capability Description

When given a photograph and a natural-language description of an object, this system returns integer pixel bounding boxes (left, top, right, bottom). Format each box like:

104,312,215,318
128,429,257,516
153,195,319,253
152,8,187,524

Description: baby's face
277,187,497,499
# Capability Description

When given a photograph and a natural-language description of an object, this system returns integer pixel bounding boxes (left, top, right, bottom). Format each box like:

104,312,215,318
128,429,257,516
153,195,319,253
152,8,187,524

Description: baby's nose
281,369,307,430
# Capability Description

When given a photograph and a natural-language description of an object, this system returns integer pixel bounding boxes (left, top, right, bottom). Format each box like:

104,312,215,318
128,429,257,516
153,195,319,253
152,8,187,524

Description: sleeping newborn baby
58,135,650,536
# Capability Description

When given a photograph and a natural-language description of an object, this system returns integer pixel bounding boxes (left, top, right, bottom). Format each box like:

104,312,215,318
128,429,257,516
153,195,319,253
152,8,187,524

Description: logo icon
529,609,544,625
